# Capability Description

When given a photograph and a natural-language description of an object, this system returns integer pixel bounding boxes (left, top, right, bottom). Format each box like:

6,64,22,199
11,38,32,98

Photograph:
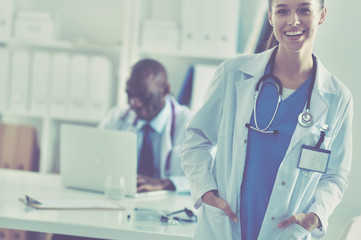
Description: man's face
126,73,167,121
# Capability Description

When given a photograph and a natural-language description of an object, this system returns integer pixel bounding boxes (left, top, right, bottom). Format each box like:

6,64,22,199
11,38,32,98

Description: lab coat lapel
286,58,335,155
238,48,275,77
235,78,258,125
235,48,275,125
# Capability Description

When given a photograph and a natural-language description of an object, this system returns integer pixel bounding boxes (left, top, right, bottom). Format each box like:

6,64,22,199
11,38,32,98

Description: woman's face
268,0,326,53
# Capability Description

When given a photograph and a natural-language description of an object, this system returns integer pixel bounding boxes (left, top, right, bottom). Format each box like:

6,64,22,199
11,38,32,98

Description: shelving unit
0,0,267,174
0,0,131,174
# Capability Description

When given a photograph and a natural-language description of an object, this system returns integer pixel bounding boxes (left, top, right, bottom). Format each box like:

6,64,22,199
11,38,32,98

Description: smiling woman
180,0,354,239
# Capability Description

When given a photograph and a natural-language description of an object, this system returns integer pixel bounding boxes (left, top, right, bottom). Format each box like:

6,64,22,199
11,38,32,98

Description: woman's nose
288,13,300,26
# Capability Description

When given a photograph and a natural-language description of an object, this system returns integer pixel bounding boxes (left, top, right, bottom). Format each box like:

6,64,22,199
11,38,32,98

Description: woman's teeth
285,30,304,36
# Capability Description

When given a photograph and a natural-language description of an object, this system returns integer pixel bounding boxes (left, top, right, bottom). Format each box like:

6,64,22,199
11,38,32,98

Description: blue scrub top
240,70,311,239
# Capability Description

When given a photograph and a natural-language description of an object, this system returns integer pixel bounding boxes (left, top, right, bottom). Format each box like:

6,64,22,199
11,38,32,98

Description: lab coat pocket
300,167,323,178
202,203,232,240
280,223,310,240
300,169,314,178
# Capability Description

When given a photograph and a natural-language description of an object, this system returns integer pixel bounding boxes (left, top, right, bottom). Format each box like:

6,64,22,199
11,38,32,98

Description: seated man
99,58,192,193
51,59,192,240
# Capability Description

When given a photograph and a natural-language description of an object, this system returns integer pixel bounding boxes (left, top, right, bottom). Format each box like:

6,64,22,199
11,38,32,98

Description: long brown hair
266,32,279,50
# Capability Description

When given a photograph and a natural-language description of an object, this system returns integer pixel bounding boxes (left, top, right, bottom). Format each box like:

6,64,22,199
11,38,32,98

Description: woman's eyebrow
275,2,312,8
298,2,312,7
275,4,287,8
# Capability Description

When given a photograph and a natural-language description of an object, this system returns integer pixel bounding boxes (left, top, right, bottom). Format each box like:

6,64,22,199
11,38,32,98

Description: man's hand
278,212,321,232
201,190,238,223
137,174,175,192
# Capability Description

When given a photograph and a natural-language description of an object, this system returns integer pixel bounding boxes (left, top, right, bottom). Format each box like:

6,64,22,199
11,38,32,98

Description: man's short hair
131,59,168,81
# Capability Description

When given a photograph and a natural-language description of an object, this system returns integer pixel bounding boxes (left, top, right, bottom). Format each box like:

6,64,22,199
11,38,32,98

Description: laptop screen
60,124,137,196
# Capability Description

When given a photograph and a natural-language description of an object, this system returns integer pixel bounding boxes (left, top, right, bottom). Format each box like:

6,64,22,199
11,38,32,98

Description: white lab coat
99,95,193,192
181,48,353,239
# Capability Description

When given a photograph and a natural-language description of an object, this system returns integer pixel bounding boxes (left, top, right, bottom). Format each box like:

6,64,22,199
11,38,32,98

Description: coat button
271,217,275,221
244,139,247,144
281,181,286,186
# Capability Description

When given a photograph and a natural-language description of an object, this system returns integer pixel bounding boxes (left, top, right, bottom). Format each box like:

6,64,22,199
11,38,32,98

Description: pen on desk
25,195,42,205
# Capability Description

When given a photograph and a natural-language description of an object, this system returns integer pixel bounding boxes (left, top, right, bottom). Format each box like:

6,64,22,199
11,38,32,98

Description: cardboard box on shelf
0,123,39,171
14,11,58,42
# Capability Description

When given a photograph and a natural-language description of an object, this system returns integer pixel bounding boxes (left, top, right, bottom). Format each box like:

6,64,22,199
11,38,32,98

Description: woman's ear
319,7,327,25
268,9,273,27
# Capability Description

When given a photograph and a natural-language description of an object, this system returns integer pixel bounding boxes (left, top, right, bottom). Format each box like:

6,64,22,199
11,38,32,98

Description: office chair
338,216,361,240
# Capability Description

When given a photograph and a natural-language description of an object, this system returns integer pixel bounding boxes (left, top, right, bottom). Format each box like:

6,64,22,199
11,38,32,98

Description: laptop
60,124,138,197
60,124,172,198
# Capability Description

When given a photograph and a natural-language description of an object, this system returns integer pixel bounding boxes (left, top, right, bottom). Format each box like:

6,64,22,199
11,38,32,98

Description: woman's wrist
202,190,218,204
309,212,321,228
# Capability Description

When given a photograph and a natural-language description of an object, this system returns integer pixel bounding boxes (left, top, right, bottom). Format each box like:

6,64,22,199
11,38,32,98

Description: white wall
314,1,361,239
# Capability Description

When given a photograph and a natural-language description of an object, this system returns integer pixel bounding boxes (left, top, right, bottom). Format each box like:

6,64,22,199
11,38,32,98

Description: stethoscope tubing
253,81,282,132
306,54,317,111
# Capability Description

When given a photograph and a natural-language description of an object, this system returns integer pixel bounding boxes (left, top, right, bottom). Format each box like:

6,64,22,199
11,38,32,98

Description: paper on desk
19,198,125,210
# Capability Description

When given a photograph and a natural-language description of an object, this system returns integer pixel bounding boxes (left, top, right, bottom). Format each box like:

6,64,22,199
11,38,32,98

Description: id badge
298,145,331,173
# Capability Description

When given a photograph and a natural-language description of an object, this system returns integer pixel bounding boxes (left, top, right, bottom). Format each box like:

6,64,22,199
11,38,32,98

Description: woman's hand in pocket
202,190,238,223
278,212,321,232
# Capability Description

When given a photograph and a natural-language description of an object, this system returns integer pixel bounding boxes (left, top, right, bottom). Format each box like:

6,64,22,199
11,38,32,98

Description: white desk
0,169,196,240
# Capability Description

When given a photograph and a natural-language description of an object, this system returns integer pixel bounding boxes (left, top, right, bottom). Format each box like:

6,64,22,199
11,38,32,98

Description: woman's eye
276,9,288,15
300,8,311,14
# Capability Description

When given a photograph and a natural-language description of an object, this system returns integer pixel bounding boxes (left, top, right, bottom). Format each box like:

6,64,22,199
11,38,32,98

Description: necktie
137,123,155,177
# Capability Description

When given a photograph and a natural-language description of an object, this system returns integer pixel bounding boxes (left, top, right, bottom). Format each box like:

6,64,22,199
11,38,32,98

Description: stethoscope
245,48,317,134
121,98,176,176
129,207,197,223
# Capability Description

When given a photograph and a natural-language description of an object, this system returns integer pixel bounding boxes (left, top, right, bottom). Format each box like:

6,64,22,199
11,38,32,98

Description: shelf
0,110,101,124
138,47,239,60
5,39,122,53
0,110,45,119
50,114,101,124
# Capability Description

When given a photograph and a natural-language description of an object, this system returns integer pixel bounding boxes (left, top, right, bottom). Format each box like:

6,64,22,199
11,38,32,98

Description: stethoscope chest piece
298,110,314,127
